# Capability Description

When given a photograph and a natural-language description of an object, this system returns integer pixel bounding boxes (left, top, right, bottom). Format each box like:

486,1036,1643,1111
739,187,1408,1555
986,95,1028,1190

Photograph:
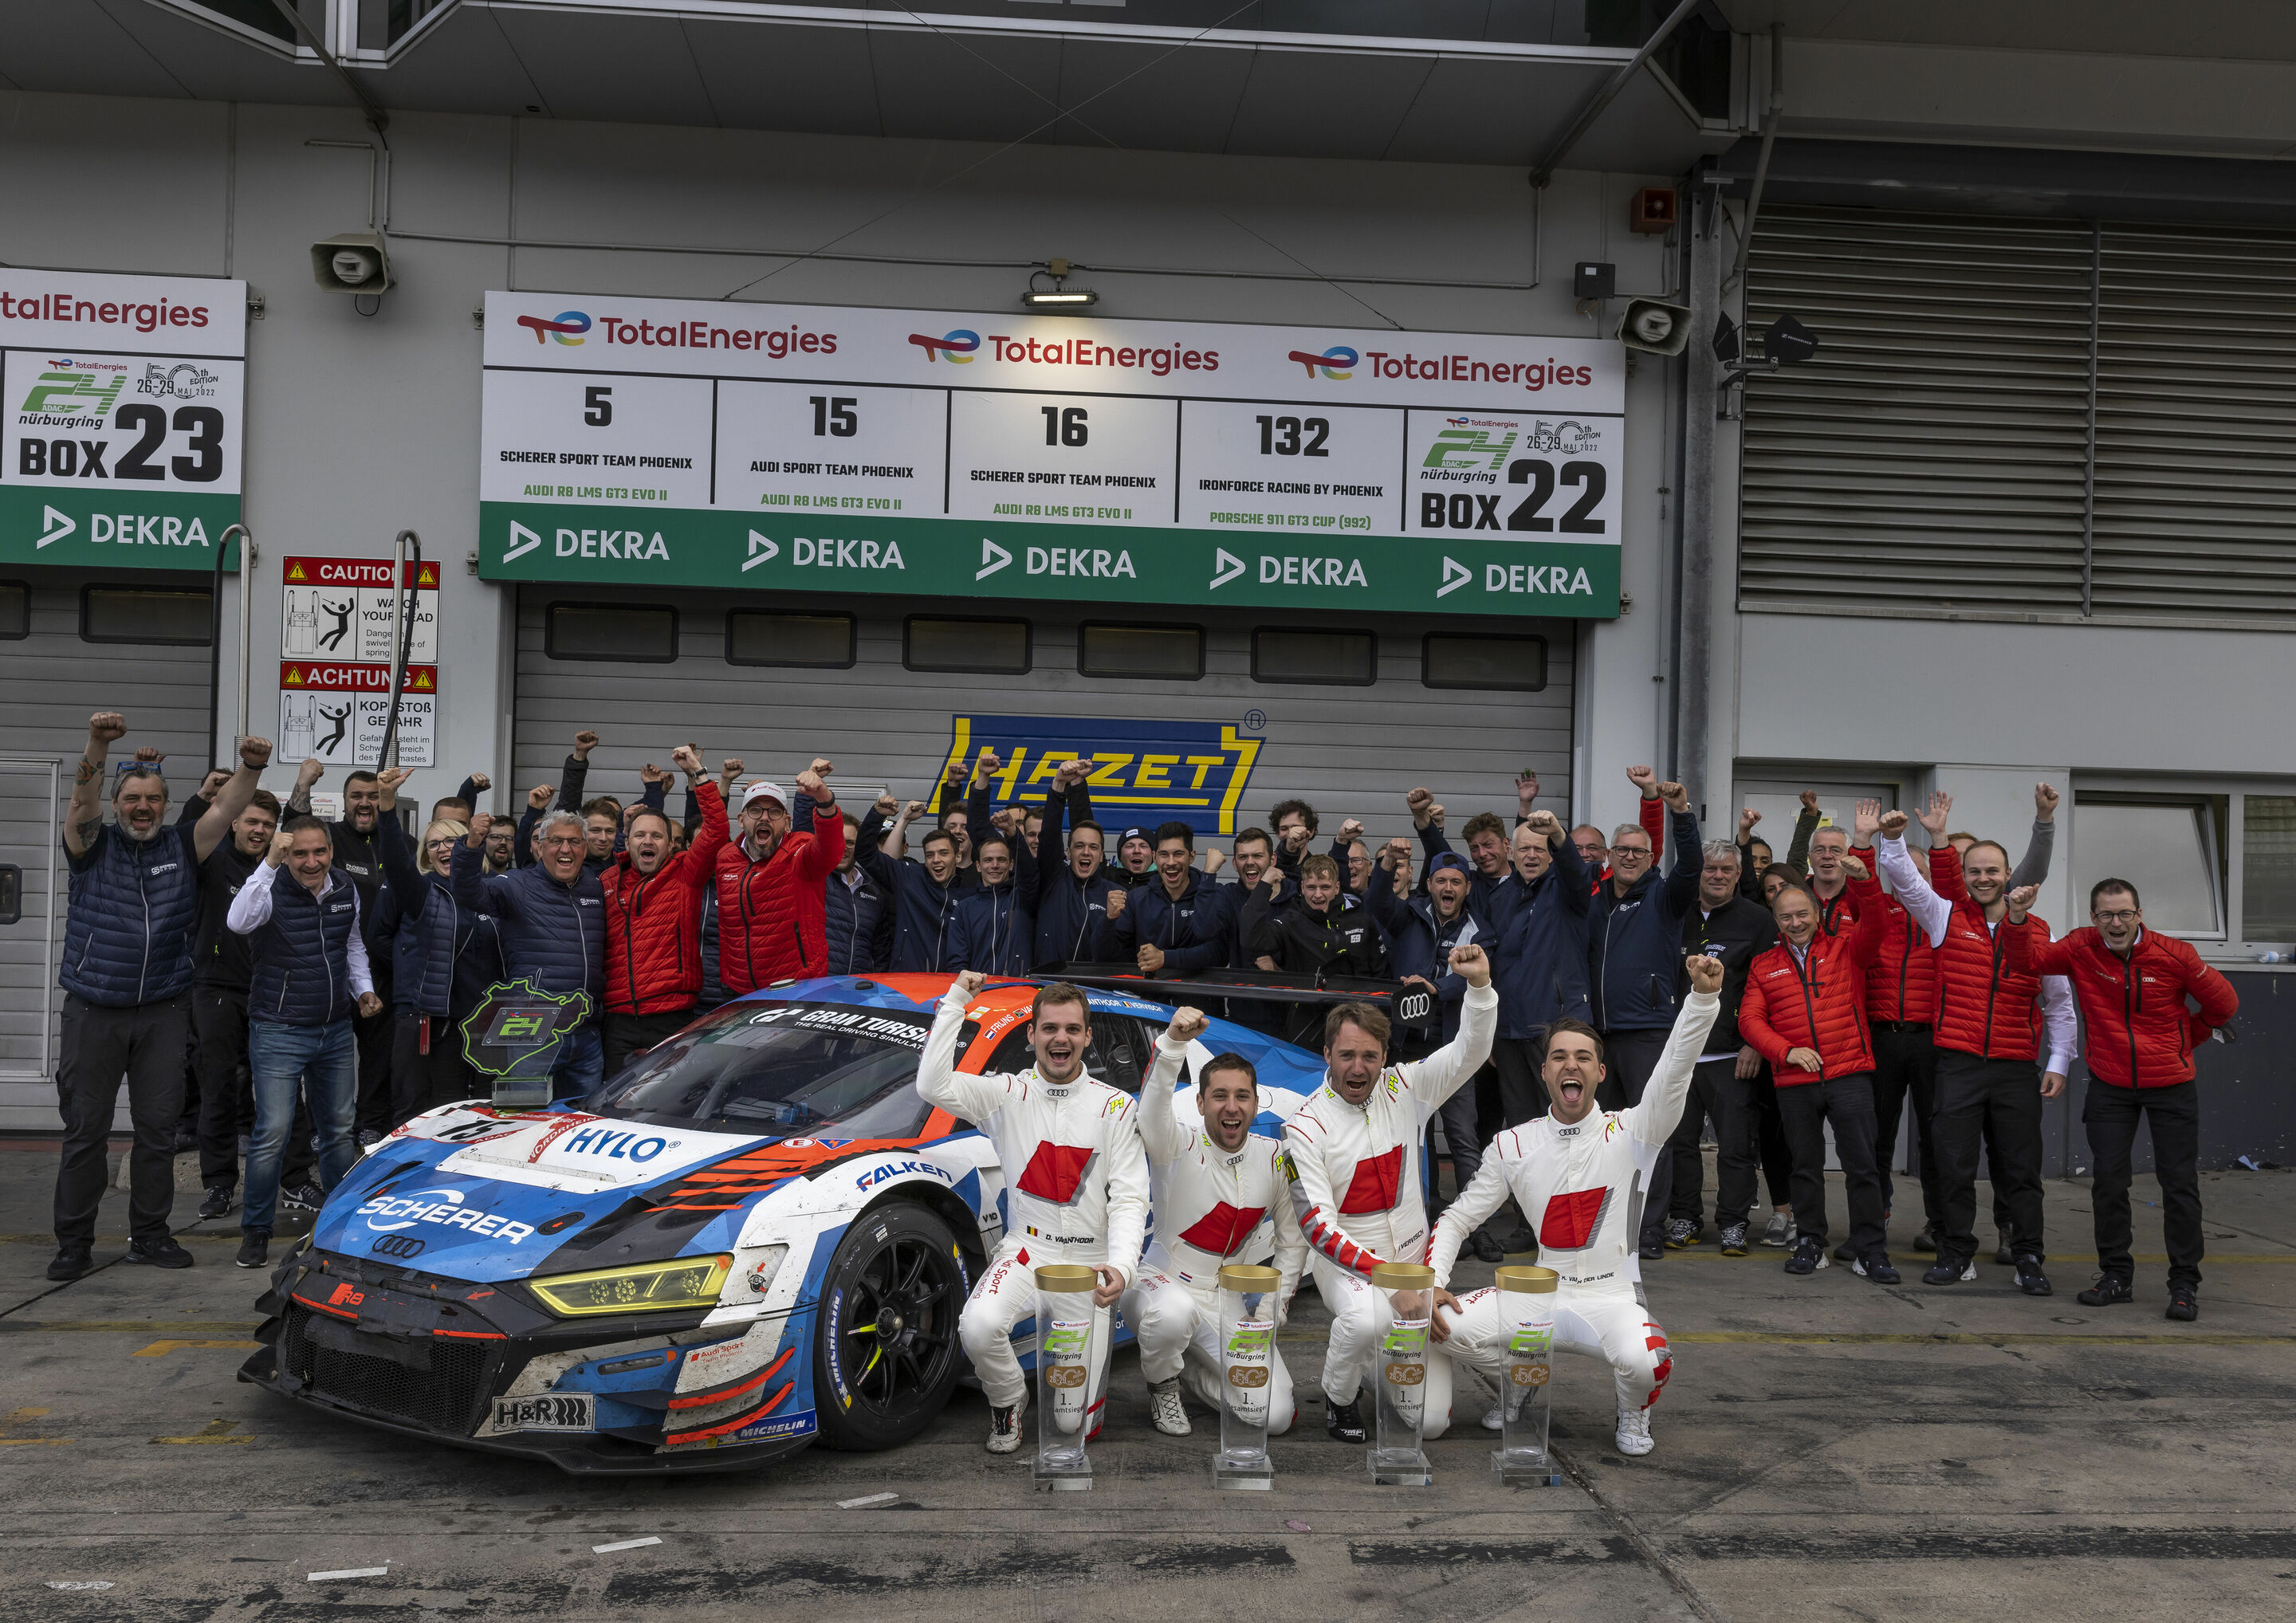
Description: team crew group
49,717,2240,1428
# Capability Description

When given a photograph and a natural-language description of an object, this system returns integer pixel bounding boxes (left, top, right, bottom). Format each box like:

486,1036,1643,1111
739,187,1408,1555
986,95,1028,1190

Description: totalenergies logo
516,310,592,346
1286,344,1357,381
907,328,980,364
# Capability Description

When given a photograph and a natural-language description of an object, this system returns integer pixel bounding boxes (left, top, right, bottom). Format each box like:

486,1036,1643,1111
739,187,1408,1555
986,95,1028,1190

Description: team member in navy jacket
451,805,607,1099
856,794,969,971
49,715,271,1283
1111,823,1233,977
824,814,894,976
226,815,383,1271
1487,811,1594,1118
1033,758,1124,967
375,767,503,1123
1587,768,1703,1257
949,833,1036,973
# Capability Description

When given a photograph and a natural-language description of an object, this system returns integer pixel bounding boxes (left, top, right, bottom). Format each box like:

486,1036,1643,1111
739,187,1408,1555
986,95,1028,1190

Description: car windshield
590,1001,970,1141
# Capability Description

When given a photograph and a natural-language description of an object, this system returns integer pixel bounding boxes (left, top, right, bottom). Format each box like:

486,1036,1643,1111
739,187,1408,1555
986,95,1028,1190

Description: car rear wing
1039,963,1437,1035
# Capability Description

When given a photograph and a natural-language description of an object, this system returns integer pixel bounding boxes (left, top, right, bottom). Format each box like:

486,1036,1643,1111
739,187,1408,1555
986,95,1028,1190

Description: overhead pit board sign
477,292,1623,617
0,268,246,571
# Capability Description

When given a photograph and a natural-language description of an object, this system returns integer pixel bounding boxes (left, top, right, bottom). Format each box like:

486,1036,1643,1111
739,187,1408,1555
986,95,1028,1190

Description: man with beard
598,746,729,1076
713,764,844,994
857,795,969,972
287,760,396,1142
1113,823,1233,978
1034,759,1123,968
51,715,272,1280
950,831,1037,974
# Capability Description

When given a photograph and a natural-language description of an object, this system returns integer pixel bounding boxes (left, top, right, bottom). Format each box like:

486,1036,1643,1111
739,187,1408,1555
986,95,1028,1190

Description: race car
237,971,1374,1475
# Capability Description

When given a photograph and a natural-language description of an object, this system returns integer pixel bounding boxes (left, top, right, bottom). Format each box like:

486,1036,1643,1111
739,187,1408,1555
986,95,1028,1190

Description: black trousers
1492,1037,1549,1126
2085,1079,2204,1288
389,1008,483,1125
603,1009,696,1079
1710,1060,1795,1220
54,992,188,1246
1666,1058,1733,1224
1775,1071,1887,1258
1870,1024,1941,1228
1752,1067,1793,1208
1932,1051,2046,1263
1598,1028,1671,1249
352,1001,395,1137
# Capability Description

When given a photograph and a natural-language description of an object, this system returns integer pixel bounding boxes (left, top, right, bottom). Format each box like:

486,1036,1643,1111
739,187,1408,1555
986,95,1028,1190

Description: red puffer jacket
1864,882,1939,1024
2005,923,2237,1088
1928,851,2046,1062
1739,871,1887,1083
601,780,732,1015
714,803,847,995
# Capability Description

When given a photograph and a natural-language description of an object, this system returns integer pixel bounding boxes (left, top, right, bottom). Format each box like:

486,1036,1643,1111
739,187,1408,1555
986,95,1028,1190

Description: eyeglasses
423,837,457,851
1614,844,1653,859
2093,909,2139,924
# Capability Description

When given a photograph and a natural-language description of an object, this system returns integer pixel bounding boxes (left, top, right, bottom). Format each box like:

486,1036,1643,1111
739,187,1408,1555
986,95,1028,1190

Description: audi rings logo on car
372,1235,427,1259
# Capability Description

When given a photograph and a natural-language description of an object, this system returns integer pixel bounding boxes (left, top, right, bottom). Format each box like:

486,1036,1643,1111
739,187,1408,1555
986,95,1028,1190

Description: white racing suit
1120,1032,1308,1433
918,984,1150,1431
1425,988,1720,1433
1282,982,1497,1411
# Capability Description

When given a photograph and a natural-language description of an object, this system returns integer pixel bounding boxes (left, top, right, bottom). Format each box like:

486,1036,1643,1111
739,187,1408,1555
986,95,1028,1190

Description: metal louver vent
1741,206,2296,627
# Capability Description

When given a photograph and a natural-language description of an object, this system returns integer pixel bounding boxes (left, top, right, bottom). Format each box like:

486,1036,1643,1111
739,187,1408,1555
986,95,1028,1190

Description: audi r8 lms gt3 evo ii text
238,973,1323,1474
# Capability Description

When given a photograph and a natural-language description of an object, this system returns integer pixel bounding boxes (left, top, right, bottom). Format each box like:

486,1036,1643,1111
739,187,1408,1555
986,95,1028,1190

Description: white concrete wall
0,88,1675,815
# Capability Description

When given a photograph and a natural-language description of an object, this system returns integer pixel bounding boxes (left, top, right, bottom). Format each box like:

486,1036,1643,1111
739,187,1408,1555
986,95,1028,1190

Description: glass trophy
1032,1264,1099,1491
458,978,592,1108
1491,1264,1562,1486
1367,1261,1436,1486
1214,1263,1280,1490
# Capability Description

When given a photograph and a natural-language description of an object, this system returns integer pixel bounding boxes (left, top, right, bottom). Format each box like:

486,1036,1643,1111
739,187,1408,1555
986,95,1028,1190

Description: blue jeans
245,1018,358,1236
550,1024,603,1102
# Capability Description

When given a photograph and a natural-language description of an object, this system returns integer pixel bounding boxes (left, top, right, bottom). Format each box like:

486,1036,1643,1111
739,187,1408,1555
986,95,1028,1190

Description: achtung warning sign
277,662,437,767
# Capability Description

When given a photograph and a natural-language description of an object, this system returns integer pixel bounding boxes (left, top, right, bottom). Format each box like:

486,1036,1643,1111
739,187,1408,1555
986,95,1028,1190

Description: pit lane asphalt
2,1142,2292,1623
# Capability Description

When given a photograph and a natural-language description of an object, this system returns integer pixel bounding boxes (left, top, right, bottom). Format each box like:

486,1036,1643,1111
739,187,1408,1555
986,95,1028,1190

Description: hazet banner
935,714,1263,838
478,292,1623,618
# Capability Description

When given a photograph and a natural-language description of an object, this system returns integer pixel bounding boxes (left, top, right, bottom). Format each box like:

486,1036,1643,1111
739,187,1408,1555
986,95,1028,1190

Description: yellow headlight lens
525,1255,733,1318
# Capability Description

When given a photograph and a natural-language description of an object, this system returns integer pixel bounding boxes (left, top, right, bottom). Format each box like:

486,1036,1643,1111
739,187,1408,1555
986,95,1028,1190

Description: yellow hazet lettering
1086,755,1134,788
1184,755,1226,791
1134,754,1178,791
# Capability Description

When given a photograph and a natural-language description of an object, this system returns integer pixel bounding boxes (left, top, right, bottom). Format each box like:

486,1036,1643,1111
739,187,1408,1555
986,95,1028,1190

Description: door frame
0,754,62,1084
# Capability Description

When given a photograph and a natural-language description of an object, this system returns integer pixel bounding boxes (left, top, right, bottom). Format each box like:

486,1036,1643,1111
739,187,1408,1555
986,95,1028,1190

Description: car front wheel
811,1202,969,1452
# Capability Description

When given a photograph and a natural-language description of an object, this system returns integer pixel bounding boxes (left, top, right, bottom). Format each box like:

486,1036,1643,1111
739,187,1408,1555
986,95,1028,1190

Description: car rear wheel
812,1202,969,1452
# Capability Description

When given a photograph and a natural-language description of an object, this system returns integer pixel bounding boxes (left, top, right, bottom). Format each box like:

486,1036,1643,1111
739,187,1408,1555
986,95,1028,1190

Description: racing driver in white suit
921,974,1151,1455
1425,953,1724,1457
1282,943,1495,1443
1125,1009,1308,1436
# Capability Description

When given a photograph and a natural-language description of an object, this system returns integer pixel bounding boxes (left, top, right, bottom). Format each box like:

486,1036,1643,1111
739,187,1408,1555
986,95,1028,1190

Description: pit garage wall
0,89,1677,845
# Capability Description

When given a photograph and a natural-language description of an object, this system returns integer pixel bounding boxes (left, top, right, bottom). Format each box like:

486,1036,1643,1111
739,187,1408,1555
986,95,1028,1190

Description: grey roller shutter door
0,569,214,1126
1740,206,2096,615
511,586,1575,859
2095,223,2296,623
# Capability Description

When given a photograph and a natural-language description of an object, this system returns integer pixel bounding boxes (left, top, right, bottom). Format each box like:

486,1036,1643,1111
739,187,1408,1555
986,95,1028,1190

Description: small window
726,610,855,669
1252,627,1375,686
906,616,1030,674
2071,799,2223,938
0,582,27,640
1079,623,1203,680
81,585,210,646
1423,631,1547,691
545,602,678,662
2242,796,2296,942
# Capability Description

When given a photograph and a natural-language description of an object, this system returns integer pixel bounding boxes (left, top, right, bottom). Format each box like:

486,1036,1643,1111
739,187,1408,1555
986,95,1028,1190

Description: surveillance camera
1616,297,1690,356
312,231,393,296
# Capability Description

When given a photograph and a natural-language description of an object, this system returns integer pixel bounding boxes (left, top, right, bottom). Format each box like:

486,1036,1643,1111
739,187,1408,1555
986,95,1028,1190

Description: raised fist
1839,853,1869,882
670,745,702,776
1626,764,1657,795
720,757,745,780
572,729,599,759
1406,786,1433,816
265,828,296,864
1164,1007,1209,1045
1800,788,1820,814
953,969,989,1000
376,765,411,806
1103,889,1126,921
296,757,324,790
1685,953,1724,996
1448,942,1491,987
239,735,274,770
1526,809,1563,841
796,767,828,800
902,800,927,822
1384,836,1412,867
87,713,128,745
1738,806,1761,838
1877,809,1909,842
639,763,668,786
810,757,834,780
874,792,898,819
466,812,494,846
466,772,491,793
1427,802,1445,828
1657,780,1689,812
135,745,165,764
2035,782,2060,819
528,784,554,811
2006,883,2039,921
944,756,967,786
1201,848,1227,874
198,768,230,799
1339,818,1364,843
977,748,1002,773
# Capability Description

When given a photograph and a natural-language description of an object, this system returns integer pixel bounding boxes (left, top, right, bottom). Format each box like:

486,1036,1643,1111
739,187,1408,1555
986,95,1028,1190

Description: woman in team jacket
1737,811,1894,1284
600,745,731,1076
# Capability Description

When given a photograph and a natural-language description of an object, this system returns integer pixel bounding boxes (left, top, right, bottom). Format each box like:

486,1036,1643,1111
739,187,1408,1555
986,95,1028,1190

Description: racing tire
811,1201,971,1452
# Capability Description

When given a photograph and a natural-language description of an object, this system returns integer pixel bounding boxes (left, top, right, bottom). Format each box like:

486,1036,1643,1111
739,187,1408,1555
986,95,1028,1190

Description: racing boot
1147,1377,1191,1437
985,1391,1026,1455
1325,1397,1367,1444
1614,1405,1655,1457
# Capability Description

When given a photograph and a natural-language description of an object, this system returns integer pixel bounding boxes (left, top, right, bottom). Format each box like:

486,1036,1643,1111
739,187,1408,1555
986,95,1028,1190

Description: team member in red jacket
1874,805,2076,1297
1860,793,1953,1259
714,760,843,996
1737,835,1893,1283
2000,880,2237,1321
600,745,732,1076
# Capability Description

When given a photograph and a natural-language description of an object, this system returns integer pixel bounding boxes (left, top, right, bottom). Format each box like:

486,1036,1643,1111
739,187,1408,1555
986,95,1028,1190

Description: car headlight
525,1255,733,1318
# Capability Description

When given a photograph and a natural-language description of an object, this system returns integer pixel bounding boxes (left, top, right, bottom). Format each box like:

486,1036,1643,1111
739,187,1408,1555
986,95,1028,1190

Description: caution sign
278,661,436,767
281,554,440,663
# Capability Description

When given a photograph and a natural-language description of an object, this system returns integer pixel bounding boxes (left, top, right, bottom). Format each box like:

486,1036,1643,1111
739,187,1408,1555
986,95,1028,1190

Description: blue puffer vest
61,823,202,1007
398,874,505,1020
248,866,362,1026
449,843,605,1012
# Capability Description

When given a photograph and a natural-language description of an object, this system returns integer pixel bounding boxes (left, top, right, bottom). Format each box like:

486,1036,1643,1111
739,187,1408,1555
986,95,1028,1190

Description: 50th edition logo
136,361,219,400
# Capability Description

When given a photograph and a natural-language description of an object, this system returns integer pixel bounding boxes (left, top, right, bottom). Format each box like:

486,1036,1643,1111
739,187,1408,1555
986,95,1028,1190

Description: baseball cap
1427,851,1471,877
1119,825,1152,847
741,780,788,811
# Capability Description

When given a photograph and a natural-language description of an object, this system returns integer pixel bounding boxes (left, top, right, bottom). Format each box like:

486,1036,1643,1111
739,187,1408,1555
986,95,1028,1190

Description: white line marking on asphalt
45,1582,115,1590
592,1538,663,1554
308,1567,389,1582
838,1492,901,1509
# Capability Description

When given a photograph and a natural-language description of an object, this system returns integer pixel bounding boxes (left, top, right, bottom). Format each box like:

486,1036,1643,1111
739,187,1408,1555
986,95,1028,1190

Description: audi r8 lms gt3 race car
237,971,1409,1475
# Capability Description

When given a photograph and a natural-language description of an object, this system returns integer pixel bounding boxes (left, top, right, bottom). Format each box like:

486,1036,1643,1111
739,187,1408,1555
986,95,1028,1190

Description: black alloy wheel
812,1202,969,1451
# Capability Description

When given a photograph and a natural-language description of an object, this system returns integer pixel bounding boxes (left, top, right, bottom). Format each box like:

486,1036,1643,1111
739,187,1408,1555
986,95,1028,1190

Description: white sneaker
1614,1406,1654,1457
1480,1405,1505,1432
1147,1378,1191,1436
985,1391,1026,1454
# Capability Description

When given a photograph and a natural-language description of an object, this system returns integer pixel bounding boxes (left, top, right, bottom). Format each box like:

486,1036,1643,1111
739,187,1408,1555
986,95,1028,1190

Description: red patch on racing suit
1537,1186,1611,1250
1177,1203,1267,1257
1338,1145,1403,1214
1016,1142,1097,1204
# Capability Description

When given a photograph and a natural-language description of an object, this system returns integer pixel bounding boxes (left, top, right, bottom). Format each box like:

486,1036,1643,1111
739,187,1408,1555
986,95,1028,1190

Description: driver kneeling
919,973,1150,1455
1419,955,1724,1456
1123,1012,1307,1436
